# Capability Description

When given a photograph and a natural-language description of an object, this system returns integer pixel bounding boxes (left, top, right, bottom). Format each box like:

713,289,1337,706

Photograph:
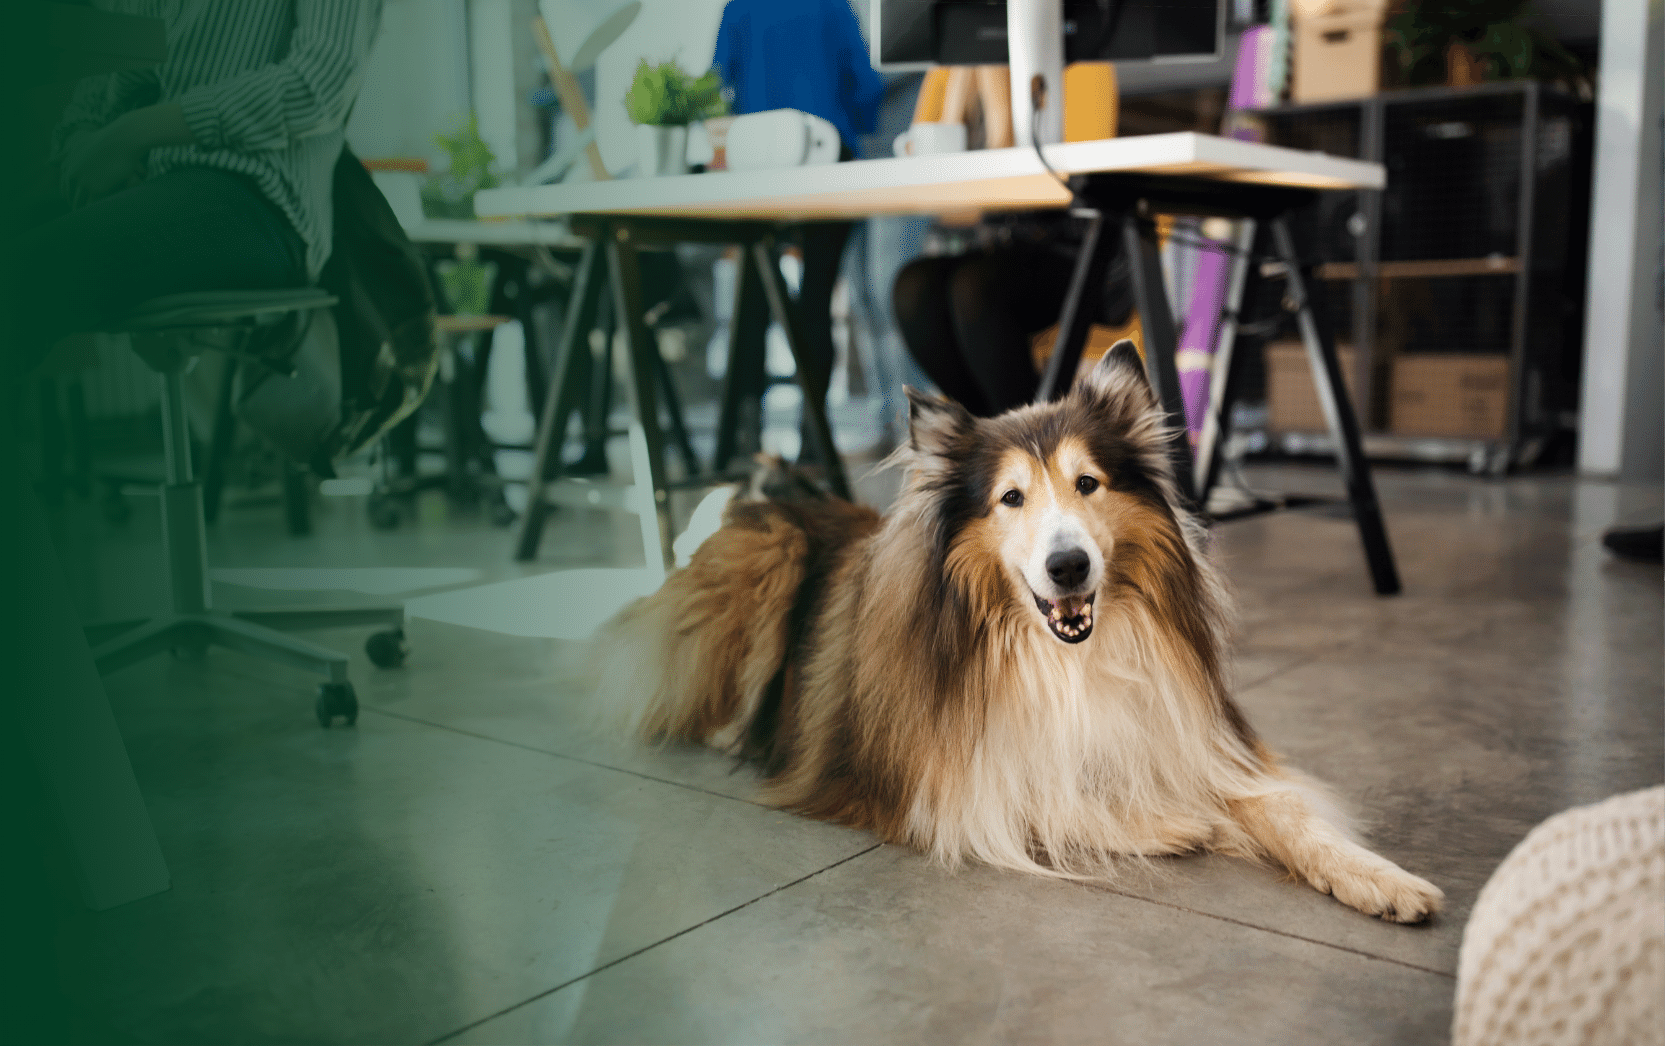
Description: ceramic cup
893,122,968,158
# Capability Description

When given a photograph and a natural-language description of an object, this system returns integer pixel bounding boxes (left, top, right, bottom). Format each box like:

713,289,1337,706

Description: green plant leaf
624,59,728,125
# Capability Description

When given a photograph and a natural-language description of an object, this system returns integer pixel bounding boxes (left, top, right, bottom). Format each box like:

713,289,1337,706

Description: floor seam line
426,843,886,1045
1087,883,1455,979
1236,651,1323,693
363,705,778,810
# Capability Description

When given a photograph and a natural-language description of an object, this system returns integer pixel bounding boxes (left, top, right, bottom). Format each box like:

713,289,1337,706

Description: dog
595,341,1443,922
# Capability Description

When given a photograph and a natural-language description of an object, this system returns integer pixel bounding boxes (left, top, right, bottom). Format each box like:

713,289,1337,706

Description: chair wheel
316,681,358,727
489,498,517,528
368,492,402,530
365,629,407,668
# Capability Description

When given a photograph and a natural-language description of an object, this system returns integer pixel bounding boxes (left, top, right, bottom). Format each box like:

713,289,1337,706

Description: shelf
1260,430,1504,469
1252,80,1580,117
1316,257,1521,280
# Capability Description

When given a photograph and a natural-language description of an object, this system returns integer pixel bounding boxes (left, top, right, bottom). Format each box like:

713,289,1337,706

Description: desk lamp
528,0,641,184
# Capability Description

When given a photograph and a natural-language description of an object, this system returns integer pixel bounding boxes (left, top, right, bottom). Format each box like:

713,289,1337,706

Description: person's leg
947,245,1076,415
2,166,305,380
892,254,993,416
793,221,854,462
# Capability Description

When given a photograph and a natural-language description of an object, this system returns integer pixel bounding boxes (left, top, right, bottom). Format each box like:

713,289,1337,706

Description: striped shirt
54,0,384,279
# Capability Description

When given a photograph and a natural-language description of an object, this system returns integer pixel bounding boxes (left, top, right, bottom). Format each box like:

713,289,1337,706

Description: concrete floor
49,458,1664,1044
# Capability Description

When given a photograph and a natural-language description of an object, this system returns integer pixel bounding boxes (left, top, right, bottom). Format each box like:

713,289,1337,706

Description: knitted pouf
1453,785,1665,1046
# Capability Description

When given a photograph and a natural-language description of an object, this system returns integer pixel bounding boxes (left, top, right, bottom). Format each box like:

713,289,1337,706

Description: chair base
87,606,407,726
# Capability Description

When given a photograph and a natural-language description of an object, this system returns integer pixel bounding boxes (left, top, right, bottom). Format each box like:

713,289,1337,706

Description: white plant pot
636,123,688,177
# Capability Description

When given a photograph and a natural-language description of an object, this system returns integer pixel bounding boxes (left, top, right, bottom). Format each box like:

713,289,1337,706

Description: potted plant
420,113,500,218
1386,0,1582,89
623,59,727,176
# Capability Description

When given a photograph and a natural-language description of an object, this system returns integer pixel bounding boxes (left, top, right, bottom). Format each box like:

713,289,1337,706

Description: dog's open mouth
1033,592,1096,643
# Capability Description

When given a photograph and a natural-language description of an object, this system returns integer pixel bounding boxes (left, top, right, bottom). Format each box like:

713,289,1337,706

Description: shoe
1601,525,1664,562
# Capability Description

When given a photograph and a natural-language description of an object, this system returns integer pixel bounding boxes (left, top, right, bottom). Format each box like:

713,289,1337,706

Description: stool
85,289,408,727
368,313,515,530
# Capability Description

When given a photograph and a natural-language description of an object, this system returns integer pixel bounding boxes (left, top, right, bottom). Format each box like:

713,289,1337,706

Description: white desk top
474,133,1385,224
402,217,583,248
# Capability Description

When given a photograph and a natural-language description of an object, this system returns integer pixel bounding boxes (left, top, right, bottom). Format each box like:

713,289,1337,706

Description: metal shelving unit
1253,81,1591,472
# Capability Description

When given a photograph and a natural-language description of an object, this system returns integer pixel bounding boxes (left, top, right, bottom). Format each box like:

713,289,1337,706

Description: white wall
469,0,523,173
1577,0,1664,480
590,0,728,175
346,0,472,168
349,0,543,176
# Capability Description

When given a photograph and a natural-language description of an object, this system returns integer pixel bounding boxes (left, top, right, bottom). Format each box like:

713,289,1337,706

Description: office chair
84,288,407,727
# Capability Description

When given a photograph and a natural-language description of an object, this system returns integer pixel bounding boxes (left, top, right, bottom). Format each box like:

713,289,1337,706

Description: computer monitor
872,0,1224,72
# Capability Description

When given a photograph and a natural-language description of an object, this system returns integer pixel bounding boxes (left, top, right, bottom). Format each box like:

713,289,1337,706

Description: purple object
1168,23,1271,441
1176,246,1231,436
1230,26,1274,113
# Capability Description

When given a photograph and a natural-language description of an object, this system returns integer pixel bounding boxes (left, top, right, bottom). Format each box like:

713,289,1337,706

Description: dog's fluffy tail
591,503,808,750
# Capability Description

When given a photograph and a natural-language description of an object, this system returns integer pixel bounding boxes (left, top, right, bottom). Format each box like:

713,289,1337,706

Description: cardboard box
1265,340,1359,432
1292,11,1383,104
1390,355,1510,439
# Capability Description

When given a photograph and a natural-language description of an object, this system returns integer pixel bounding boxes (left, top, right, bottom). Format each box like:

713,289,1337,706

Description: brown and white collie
595,341,1442,922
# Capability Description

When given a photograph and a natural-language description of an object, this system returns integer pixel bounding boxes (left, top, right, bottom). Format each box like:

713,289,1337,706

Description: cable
1029,82,1076,199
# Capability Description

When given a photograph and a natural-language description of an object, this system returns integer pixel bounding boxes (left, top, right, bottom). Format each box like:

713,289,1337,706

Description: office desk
402,217,584,250
474,133,1399,593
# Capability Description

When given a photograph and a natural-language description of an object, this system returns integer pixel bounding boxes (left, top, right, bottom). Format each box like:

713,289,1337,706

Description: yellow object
1156,213,1176,245
1063,62,1118,142
1029,313,1143,377
914,68,952,123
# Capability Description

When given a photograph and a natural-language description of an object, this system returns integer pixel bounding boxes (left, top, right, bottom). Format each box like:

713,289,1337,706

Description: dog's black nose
1046,548,1091,590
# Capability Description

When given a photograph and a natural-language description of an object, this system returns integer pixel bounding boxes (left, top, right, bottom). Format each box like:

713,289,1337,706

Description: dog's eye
1076,475,1099,495
1000,489,1024,507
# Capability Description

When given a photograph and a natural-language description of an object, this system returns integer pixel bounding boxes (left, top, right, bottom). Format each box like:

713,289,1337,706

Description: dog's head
899,341,1190,646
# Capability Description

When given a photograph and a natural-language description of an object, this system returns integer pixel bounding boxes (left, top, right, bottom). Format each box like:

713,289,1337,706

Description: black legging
892,244,1079,417
3,166,305,381
727,220,852,463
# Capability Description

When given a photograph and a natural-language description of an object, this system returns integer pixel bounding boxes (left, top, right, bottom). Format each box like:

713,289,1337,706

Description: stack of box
1389,355,1510,439
1264,340,1360,432
1290,0,1392,104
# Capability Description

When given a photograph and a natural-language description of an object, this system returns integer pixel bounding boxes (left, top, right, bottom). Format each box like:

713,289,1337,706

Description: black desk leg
607,229,676,571
1120,213,1197,507
1270,218,1401,596
1036,211,1113,403
1194,219,1259,505
515,238,603,562
714,244,768,475
750,237,851,500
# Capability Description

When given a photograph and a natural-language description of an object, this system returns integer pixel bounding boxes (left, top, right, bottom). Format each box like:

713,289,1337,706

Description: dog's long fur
596,344,1443,922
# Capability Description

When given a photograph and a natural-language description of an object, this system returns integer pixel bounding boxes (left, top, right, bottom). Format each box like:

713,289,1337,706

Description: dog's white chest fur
905,627,1240,873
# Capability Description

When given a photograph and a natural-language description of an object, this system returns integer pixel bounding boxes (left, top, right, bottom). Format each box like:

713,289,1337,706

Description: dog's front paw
1317,854,1444,923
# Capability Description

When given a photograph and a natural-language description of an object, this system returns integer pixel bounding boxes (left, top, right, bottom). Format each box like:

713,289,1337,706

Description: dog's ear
1078,339,1157,409
905,386,973,458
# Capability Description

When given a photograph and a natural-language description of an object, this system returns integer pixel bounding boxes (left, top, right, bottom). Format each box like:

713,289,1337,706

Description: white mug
893,122,967,158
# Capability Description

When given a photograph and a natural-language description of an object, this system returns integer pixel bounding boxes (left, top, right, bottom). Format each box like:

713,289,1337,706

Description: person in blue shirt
712,0,883,155
711,0,881,465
